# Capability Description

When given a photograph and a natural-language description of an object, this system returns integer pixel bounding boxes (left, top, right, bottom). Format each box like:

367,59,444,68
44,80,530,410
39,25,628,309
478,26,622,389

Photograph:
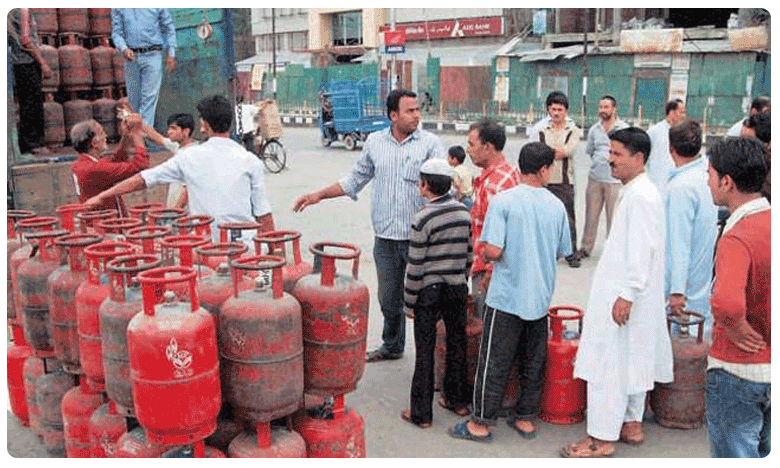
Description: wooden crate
257,99,283,139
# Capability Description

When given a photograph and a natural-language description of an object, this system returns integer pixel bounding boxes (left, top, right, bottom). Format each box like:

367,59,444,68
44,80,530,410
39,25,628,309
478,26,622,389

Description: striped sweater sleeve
404,210,429,310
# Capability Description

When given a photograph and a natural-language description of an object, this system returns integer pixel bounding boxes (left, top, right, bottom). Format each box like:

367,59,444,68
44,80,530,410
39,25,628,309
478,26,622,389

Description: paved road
7,126,710,458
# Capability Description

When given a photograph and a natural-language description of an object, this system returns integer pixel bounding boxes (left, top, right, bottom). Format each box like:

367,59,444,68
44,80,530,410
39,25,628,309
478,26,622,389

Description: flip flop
560,438,615,458
438,397,470,417
447,421,492,443
506,417,537,440
400,409,432,429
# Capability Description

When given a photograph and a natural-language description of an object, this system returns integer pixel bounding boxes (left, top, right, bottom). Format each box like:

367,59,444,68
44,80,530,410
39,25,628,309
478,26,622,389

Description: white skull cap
419,159,454,178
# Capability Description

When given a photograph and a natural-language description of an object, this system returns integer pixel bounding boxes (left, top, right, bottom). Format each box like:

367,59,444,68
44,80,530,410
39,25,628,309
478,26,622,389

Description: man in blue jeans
294,90,445,362
112,8,177,127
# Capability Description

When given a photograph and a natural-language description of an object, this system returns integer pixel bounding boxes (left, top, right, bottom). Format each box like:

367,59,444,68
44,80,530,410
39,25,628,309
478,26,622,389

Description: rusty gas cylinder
127,266,221,444
57,8,89,35
159,234,214,301
36,366,76,457
58,34,93,93
195,242,252,319
650,311,709,429
8,325,34,426
92,89,119,141
114,426,167,458
218,220,264,249
19,229,71,357
101,254,162,416
90,37,115,88
7,210,37,326
434,301,482,394
11,217,58,331
204,409,245,454
33,8,58,37
147,207,187,228
77,209,117,233
62,376,105,458
254,230,313,292
87,8,112,38
291,242,369,396
539,306,586,424
95,217,143,241
63,98,94,142
48,232,104,373
125,224,172,256
88,400,127,458
220,255,304,423
40,43,60,93
43,95,66,148
128,202,164,224
228,422,307,458
291,394,366,458
112,48,125,90
77,241,137,386
56,203,88,233
174,214,214,240
24,356,62,440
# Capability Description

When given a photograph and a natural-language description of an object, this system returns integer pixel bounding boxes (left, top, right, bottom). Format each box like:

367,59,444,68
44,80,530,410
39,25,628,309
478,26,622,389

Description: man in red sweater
70,114,149,216
705,137,770,458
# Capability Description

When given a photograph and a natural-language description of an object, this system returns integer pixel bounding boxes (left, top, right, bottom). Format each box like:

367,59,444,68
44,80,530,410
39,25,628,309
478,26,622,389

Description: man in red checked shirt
467,118,521,318
70,113,150,216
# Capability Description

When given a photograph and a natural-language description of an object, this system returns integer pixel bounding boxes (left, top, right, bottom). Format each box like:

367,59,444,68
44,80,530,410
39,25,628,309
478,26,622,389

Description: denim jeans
125,51,164,126
706,368,771,458
373,237,409,356
471,307,548,426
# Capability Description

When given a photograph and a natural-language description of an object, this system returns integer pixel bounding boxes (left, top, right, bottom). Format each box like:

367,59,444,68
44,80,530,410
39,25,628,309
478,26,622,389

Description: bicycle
241,131,287,174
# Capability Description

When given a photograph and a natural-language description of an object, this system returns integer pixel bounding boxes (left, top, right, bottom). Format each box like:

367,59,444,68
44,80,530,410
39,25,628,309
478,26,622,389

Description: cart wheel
343,134,357,151
320,136,332,147
260,139,287,173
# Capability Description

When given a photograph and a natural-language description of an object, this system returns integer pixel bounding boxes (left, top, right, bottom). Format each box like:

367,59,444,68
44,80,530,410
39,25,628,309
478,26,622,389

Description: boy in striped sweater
401,159,473,429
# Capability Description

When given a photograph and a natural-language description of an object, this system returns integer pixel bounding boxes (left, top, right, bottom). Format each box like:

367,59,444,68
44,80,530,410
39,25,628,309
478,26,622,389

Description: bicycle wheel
260,139,287,173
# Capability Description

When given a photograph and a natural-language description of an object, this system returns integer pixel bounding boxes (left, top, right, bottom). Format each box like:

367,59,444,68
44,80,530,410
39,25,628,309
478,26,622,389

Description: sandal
438,397,470,417
560,437,615,458
400,409,432,429
506,417,537,440
619,421,644,445
448,421,492,443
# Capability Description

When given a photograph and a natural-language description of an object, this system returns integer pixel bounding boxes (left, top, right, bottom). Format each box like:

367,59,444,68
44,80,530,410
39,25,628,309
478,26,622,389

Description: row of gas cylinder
44,88,122,150
33,8,113,39
7,202,369,458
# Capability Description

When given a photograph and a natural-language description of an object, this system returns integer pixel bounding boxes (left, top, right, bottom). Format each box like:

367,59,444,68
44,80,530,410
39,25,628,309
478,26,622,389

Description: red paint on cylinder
292,395,366,458
127,202,164,224
77,209,117,233
62,377,105,458
43,99,66,147
36,366,76,457
8,333,34,426
125,224,171,256
40,44,60,93
228,422,307,458
254,230,313,292
11,217,57,331
127,266,220,444
7,210,37,326
114,426,167,458
88,8,112,37
56,204,88,233
219,255,304,423
291,242,369,396
174,214,214,240
94,217,143,239
23,356,47,440
33,8,58,36
147,207,187,227
57,8,89,35
539,306,586,424
58,35,93,93
90,37,115,88
195,242,252,319
89,400,128,458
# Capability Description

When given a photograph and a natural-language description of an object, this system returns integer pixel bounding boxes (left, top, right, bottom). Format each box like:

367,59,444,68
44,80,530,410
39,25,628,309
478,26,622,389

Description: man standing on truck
82,95,275,246
293,89,446,363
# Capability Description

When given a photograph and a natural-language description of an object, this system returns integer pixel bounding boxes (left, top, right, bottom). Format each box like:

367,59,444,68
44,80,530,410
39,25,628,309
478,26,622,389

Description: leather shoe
366,348,402,363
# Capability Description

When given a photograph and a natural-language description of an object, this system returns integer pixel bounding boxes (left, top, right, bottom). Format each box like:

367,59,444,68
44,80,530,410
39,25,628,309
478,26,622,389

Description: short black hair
668,119,702,158
745,113,770,144
708,137,768,193
518,142,555,175
665,99,685,116
469,118,506,151
599,95,617,107
609,127,651,164
166,113,196,135
386,89,417,119
448,145,466,164
750,96,771,113
545,91,569,110
196,95,233,133
420,173,451,196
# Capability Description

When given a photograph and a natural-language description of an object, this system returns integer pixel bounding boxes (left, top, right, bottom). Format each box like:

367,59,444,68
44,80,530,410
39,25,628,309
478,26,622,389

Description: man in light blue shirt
112,8,177,126
449,142,571,443
665,119,718,338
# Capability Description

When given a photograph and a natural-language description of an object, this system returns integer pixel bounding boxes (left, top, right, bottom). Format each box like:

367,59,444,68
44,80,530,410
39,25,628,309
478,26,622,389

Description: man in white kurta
646,99,686,195
562,127,673,458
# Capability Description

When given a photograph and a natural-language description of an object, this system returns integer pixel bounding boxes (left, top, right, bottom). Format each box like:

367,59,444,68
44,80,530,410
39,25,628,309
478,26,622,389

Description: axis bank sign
383,17,503,41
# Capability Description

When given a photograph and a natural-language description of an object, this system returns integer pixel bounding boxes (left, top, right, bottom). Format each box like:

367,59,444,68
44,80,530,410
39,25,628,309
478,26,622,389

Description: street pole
272,8,277,100
391,8,396,90
582,9,589,129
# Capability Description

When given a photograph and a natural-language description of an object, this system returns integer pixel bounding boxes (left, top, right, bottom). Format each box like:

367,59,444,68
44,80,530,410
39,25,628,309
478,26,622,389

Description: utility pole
271,8,277,100
391,8,397,90
582,9,589,129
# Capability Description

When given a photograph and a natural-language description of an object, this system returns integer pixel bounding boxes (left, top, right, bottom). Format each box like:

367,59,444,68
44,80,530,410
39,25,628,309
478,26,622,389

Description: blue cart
319,79,391,150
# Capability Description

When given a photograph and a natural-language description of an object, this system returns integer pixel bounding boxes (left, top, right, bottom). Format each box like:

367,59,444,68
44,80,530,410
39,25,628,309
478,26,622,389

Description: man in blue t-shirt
448,142,572,443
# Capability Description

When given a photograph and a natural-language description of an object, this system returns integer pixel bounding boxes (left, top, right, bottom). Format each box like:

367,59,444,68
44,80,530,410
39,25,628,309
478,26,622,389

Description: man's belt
130,45,163,54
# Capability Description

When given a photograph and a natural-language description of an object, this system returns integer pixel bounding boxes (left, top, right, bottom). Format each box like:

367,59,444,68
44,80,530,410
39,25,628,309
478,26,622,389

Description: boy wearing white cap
401,158,473,429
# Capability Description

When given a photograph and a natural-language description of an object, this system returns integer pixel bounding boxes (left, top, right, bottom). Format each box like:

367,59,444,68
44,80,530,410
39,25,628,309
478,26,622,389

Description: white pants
586,381,645,441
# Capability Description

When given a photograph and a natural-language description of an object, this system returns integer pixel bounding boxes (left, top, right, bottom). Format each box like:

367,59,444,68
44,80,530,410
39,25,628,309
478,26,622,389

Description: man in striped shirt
294,90,446,362
401,159,473,429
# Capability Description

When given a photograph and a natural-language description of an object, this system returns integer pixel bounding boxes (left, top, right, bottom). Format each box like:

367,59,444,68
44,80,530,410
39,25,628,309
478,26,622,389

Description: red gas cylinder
48,232,104,373
40,44,60,93
205,412,245,454
58,35,93,93
58,9,89,35
162,443,226,458
539,305,586,424
112,48,126,90
43,96,66,148
291,242,369,396
77,241,138,386
25,356,61,440
219,255,304,423
62,376,105,458
228,423,307,458
126,225,172,255
19,229,71,357
33,8,59,37
36,366,76,457
254,230,313,292
90,37,114,88
77,209,118,233
160,234,215,300
174,214,214,240
11,217,58,331
218,220,264,246
147,207,188,227
101,254,163,416
63,98,94,142
56,203,88,233
95,217,143,240
8,326,34,426
128,202,164,224
195,242,252,317
7,210,37,327
89,400,128,458
127,266,221,444
433,297,482,393
92,88,119,141
87,8,112,38
291,395,366,458
650,311,709,429
114,426,167,458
